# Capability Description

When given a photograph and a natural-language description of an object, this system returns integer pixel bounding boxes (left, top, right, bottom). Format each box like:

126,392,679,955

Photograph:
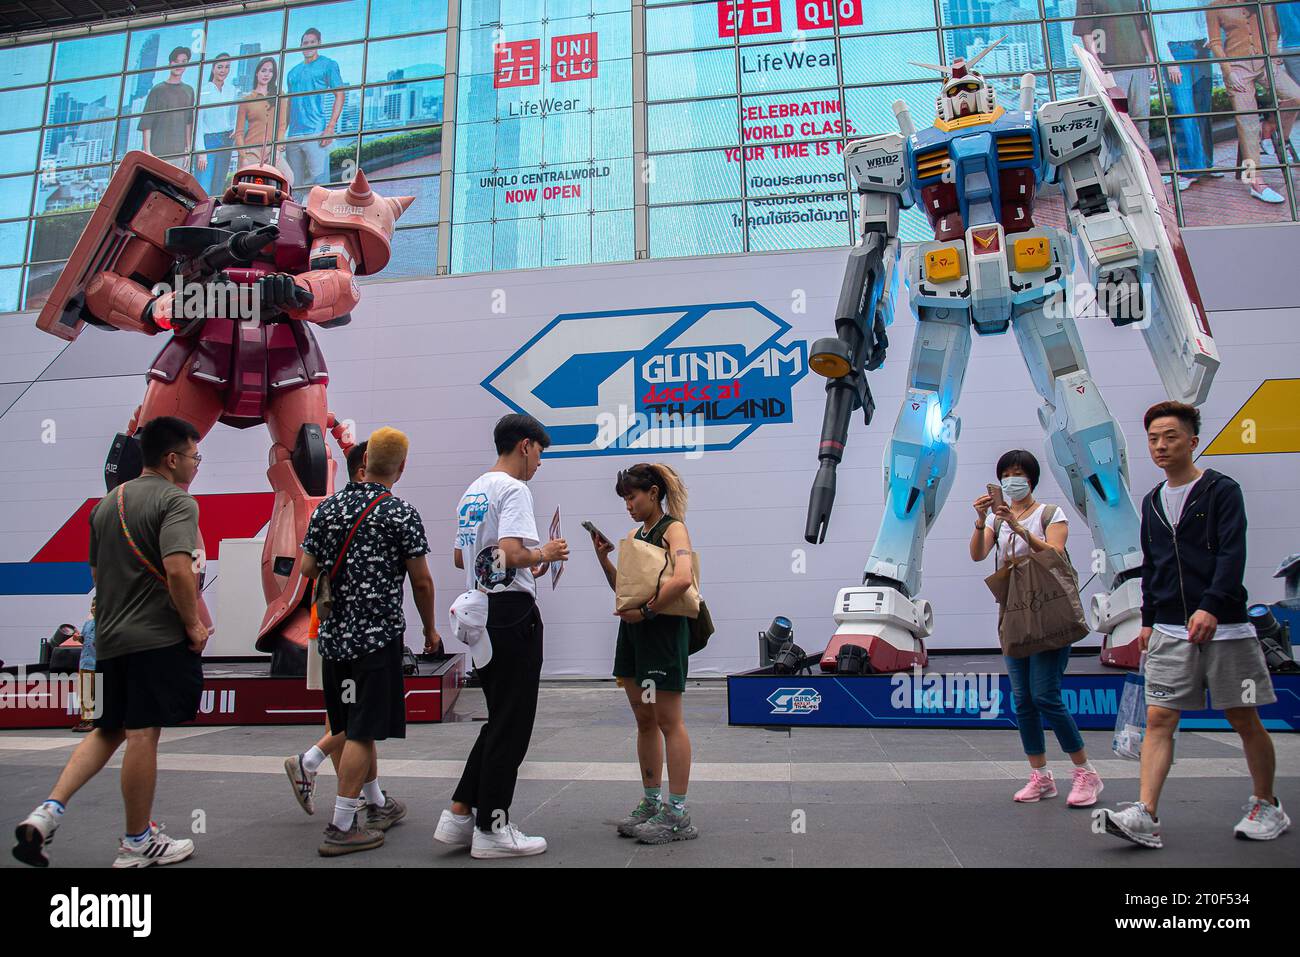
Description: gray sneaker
1102,802,1163,849
319,821,385,857
284,754,317,815
616,798,661,838
365,792,407,831
633,806,699,845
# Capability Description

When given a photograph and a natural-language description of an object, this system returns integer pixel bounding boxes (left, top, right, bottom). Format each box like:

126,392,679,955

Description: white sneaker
1233,796,1291,841
112,823,194,868
1101,802,1163,848
433,809,475,848
470,823,547,859
13,804,60,867
1251,185,1286,204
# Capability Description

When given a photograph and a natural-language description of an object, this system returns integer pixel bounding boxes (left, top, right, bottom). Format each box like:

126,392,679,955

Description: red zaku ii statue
37,150,413,668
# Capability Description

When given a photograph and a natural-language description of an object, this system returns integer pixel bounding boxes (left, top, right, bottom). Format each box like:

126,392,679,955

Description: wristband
640,604,657,620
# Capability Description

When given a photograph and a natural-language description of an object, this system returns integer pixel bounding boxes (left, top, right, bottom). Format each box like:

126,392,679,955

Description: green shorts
613,616,689,694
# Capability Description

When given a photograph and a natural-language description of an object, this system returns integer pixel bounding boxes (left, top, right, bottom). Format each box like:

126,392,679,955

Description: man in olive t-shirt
12,416,209,870
88,471,200,659
138,45,195,165
1074,0,1156,142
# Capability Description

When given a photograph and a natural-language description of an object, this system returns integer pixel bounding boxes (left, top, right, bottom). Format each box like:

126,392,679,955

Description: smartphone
581,521,612,546
986,483,1005,509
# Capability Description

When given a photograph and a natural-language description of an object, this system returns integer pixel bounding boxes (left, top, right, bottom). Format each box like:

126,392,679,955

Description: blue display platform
727,651,1300,731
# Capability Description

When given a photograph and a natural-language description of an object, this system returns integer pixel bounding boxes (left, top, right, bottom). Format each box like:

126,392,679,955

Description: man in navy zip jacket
1102,402,1289,849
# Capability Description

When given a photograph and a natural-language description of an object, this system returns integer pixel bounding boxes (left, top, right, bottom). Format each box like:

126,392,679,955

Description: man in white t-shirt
434,414,568,859
1102,402,1287,850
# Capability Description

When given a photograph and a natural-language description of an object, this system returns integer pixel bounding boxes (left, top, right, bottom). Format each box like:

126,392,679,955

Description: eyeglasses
173,451,202,464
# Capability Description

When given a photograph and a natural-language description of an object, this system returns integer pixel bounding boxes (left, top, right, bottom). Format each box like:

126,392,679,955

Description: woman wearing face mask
970,450,1104,807
590,463,699,846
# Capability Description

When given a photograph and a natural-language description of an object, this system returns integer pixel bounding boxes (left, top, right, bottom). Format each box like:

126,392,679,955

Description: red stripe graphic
31,493,274,562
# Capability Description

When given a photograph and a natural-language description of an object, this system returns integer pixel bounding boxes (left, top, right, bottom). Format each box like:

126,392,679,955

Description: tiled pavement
1,683,1296,868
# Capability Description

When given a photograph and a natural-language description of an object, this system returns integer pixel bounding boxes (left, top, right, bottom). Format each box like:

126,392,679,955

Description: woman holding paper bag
590,463,699,845
970,450,1103,807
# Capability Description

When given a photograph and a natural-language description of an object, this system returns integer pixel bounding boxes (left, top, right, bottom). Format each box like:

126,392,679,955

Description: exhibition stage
0,654,466,731
727,650,1300,732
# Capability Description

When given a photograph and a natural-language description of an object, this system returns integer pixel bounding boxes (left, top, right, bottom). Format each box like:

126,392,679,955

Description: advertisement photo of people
0,1,1296,926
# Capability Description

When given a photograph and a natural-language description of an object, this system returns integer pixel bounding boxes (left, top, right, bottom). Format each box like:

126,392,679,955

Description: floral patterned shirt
301,481,429,661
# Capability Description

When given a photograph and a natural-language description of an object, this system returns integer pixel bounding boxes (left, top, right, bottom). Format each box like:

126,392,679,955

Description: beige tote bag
614,530,701,618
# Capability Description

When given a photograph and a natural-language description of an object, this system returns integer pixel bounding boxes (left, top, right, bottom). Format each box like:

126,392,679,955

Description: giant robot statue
37,150,413,666
804,43,1219,673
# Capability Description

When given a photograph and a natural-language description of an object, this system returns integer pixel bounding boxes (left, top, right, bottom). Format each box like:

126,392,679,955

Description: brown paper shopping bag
995,549,1090,658
615,534,669,613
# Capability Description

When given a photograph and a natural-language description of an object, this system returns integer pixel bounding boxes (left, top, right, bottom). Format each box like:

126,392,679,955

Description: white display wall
1,224,1297,676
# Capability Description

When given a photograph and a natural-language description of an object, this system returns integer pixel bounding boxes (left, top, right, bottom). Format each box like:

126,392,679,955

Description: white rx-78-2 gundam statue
804,42,1220,672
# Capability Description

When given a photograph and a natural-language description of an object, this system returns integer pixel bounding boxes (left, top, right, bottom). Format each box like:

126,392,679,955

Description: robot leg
822,308,971,673
106,377,224,491
257,384,335,656
108,377,223,632
1012,294,1144,668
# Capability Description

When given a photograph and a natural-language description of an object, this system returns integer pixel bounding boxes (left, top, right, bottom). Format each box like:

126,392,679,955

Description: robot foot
819,584,933,674
1091,577,1144,669
261,607,310,676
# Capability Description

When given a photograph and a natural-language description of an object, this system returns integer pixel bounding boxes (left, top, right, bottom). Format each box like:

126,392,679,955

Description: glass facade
0,0,446,314
0,0,1298,312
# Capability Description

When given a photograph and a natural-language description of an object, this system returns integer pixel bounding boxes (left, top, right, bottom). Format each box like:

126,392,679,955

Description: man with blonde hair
301,426,440,857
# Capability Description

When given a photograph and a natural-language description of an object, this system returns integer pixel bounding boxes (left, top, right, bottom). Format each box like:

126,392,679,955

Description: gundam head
911,38,1004,125
226,163,294,206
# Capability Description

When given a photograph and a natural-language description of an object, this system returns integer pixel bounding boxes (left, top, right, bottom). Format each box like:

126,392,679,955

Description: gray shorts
1145,631,1276,712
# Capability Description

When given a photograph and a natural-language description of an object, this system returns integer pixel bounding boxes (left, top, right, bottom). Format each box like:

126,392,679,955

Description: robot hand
142,291,176,333
256,273,315,316
1096,265,1145,327
144,289,206,337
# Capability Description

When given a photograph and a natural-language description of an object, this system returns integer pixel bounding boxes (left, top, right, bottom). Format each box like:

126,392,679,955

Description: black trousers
453,593,543,831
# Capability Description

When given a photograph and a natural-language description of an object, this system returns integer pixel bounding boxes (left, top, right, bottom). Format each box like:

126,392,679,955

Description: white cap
449,590,491,668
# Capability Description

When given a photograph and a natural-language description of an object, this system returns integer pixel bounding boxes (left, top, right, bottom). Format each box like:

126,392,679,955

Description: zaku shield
36,151,207,342
1074,46,1219,406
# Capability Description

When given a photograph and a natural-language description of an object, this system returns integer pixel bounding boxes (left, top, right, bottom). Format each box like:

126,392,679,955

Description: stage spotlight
835,643,870,675
760,616,793,664
773,642,809,675
1249,604,1298,672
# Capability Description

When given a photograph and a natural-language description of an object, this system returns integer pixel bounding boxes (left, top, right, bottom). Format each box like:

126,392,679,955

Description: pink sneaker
1013,769,1057,803
1067,766,1104,808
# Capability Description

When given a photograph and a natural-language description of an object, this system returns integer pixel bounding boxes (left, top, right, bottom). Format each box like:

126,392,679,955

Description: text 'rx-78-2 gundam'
805,42,1220,673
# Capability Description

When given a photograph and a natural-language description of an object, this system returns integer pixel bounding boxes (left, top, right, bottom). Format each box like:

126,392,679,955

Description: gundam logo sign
767,688,822,715
483,302,807,458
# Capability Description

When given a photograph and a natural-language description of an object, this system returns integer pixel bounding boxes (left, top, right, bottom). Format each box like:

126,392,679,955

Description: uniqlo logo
795,0,864,31
494,38,540,88
718,0,782,38
551,32,598,82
